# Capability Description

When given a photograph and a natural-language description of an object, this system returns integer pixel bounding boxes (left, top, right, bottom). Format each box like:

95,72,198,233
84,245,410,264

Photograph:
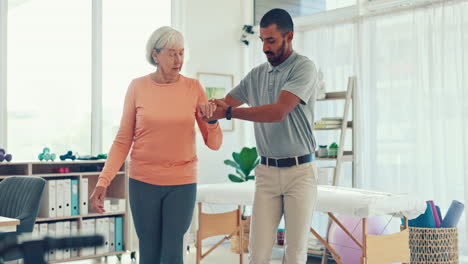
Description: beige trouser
248,161,318,264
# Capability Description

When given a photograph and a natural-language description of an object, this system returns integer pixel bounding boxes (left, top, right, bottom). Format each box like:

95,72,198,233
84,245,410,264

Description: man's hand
197,102,217,120
202,99,229,121
209,99,229,110
206,106,227,121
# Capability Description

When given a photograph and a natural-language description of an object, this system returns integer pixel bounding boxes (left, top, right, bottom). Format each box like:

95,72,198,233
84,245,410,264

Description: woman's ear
152,49,159,64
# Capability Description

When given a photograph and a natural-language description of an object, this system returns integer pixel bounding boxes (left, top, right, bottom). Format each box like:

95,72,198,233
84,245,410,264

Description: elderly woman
90,26,222,264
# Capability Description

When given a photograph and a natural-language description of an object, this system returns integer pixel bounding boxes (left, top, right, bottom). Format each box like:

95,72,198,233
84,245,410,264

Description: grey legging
129,178,196,264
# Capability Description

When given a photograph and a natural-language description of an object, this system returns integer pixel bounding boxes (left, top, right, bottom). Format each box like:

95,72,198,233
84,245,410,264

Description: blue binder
71,179,79,216
115,216,123,251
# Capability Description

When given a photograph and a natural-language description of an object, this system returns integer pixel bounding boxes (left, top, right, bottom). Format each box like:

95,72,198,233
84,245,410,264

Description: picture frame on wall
197,72,235,131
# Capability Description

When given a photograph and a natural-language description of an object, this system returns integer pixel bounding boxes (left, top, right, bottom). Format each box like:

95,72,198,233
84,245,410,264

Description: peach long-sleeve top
96,74,222,188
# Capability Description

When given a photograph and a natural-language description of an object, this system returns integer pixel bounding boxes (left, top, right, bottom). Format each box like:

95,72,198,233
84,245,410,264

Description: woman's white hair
146,26,184,66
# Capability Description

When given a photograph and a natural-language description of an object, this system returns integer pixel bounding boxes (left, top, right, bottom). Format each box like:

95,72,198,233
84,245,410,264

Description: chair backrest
199,210,240,240
0,176,46,233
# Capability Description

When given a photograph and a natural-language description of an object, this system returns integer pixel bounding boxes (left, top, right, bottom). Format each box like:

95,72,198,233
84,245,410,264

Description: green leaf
239,147,259,175
229,174,245,182
224,159,241,170
246,175,255,181
232,152,241,165
253,158,260,168
235,169,246,179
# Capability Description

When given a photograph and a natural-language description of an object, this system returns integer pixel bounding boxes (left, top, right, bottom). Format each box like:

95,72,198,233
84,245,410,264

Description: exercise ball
327,215,399,264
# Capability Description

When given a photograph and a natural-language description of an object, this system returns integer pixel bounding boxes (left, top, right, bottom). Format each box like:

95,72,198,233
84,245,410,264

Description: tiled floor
60,243,324,264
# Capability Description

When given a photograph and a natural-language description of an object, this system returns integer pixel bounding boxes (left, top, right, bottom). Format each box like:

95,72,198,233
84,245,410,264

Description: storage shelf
48,250,126,263
314,121,353,130
33,171,124,178
83,212,126,218
29,160,107,165
0,161,131,257
0,174,29,179
36,215,81,222
315,152,353,162
317,91,349,101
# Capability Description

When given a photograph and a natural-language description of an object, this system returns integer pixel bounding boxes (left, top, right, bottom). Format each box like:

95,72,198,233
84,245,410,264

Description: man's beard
265,39,286,64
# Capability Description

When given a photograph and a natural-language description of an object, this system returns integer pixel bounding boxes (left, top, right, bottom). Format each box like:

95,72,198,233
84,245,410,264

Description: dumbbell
96,154,108,159
0,148,13,162
38,147,57,161
53,167,70,173
60,151,76,161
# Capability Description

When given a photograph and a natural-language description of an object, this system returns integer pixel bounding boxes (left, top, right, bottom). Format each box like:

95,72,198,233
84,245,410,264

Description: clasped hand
197,99,228,122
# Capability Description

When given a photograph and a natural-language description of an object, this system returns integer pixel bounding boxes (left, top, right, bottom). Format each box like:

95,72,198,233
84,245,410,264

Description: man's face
259,24,292,66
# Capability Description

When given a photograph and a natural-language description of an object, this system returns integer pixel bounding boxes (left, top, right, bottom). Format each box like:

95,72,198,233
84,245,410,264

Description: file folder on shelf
71,179,79,216
115,216,124,252
79,178,89,215
39,180,57,218
63,179,72,217
56,180,64,217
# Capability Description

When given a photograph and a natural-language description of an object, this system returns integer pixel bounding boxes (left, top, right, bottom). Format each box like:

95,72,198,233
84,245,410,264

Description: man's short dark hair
260,8,294,34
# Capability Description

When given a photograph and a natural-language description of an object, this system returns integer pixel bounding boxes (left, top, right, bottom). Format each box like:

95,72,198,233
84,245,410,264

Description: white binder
95,217,109,254
80,219,96,256
55,221,64,259
63,221,71,259
56,180,64,217
39,180,56,217
39,223,48,260
39,223,48,237
88,218,97,256
47,223,56,261
32,224,39,238
63,179,72,216
108,217,115,252
70,221,79,257
79,178,89,215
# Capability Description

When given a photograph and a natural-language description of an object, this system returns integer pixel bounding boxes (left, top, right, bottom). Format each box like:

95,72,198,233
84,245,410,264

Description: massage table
195,182,426,264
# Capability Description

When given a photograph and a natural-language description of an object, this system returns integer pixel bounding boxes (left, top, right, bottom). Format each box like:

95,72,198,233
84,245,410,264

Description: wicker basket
230,217,251,254
408,226,458,263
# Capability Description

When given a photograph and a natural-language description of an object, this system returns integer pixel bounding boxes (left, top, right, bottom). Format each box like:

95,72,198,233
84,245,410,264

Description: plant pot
230,216,251,254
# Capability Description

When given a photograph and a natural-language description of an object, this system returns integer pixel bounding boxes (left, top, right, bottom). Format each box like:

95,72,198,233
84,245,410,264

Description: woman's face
153,48,184,74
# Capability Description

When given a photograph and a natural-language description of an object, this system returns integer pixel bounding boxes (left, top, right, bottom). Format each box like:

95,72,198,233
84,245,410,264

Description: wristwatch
225,106,233,120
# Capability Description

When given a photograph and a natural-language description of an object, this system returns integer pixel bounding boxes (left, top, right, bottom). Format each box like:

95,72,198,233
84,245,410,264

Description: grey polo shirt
229,51,318,158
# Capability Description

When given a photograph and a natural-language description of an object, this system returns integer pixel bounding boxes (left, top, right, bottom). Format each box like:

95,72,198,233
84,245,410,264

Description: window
7,0,91,159
101,0,171,153
254,0,356,24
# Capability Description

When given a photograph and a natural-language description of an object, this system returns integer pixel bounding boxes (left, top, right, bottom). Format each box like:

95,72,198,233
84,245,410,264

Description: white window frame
0,0,7,149
1,0,98,153
0,0,178,155
289,0,451,31
91,0,103,155
294,6,359,31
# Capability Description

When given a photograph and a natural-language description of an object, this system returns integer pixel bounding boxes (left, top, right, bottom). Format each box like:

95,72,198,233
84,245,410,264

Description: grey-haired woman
90,26,223,264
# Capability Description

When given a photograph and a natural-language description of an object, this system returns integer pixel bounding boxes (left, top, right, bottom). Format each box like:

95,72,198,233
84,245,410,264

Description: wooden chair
196,202,244,264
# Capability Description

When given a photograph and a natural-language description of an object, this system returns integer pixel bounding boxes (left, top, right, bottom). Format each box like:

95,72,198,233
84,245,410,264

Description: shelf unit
0,160,131,263
314,76,358,264
315,76,357,187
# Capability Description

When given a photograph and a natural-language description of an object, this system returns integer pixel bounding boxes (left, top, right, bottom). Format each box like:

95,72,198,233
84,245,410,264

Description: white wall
178,0,256,184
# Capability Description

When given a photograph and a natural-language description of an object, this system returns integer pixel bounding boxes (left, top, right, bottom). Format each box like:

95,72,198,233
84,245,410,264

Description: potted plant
224,147,259,183
224,147,259,254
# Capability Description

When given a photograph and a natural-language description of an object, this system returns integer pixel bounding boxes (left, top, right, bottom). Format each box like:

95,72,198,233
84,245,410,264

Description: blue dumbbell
0,148,12,162
60,151,76,161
